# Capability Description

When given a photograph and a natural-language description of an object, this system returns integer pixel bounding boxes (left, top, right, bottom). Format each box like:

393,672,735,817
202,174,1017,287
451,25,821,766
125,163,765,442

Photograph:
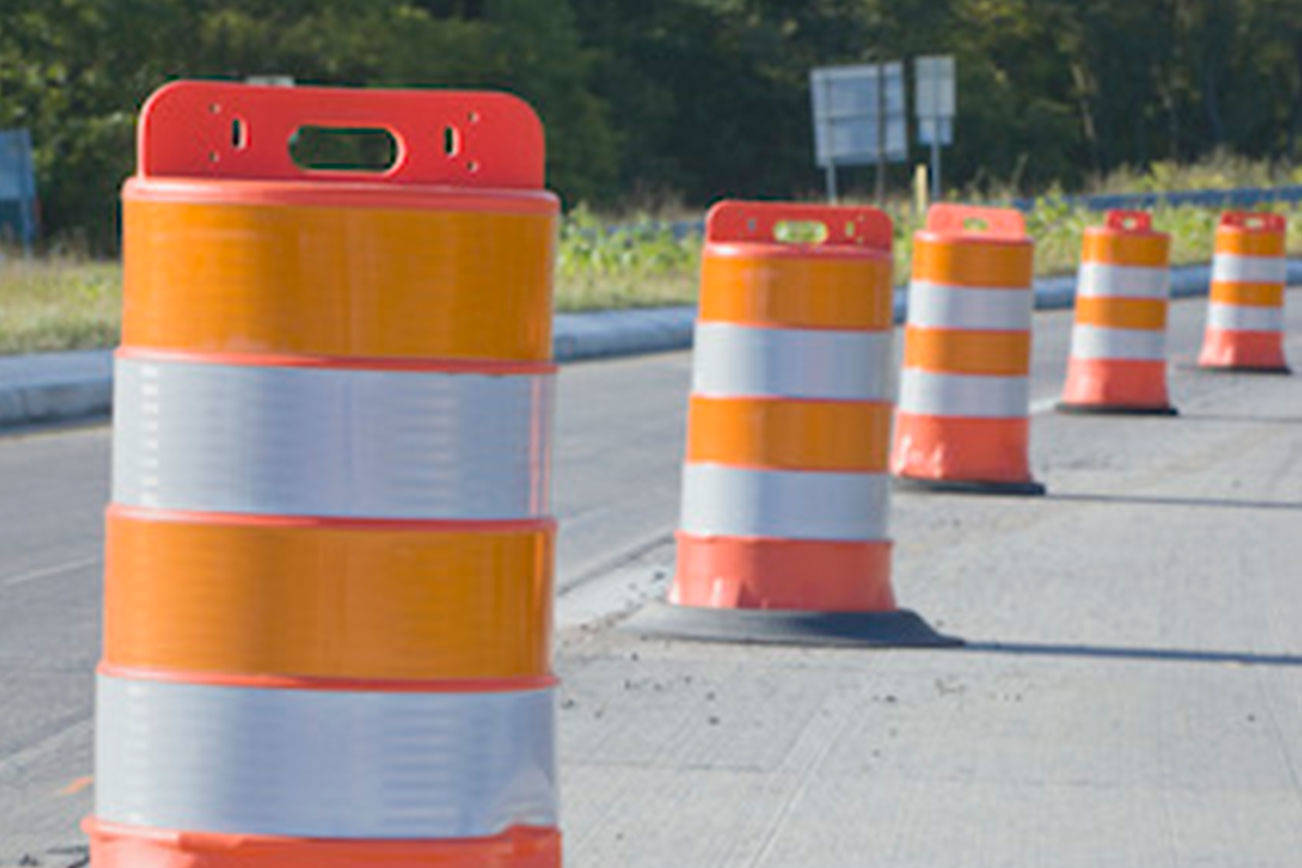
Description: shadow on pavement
1177,412,1302,425
1047,491,1302,512
961,641,1302,667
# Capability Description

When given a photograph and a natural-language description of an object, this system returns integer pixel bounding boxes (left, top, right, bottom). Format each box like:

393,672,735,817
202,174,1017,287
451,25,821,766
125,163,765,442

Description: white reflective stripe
691,322,892,401
113,358,552,519
95,674,557,838
906,280,1032,331
1212,253,1287,284
680,463,888,541
896,369,1028,418
1069,324,1166,361
1076,262,1170,299
1207,302,1285,332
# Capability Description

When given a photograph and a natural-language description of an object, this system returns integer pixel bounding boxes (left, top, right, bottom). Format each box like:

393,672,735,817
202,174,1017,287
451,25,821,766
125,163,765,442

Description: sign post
810,62,907,203
913,55,955,200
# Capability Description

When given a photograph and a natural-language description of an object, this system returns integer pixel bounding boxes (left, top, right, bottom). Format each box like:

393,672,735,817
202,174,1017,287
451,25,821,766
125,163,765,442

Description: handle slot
706,200,892,250
137,80,545,188
1105,210,1151,232
1220,211,1285,233
289,126,398,173
925,203,1026,240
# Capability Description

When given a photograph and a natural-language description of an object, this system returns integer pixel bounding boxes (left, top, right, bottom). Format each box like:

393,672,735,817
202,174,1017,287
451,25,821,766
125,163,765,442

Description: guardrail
611,184,1302,239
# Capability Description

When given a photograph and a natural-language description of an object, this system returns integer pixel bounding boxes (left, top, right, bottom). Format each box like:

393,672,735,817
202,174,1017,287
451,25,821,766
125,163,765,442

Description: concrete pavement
2,292,1301,865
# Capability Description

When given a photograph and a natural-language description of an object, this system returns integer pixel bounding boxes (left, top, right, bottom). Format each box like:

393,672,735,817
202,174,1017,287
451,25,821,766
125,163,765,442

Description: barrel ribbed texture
90,81,562,867
1198,212,1289,372
892,204,1041,489
1060,211,1175,411
671,201,897,612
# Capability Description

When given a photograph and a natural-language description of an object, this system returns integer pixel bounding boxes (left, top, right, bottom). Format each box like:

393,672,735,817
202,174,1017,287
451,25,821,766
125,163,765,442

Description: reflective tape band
95,674,557,839
1076,263,1170,300
1207,302,1285,332
1212,253,1287,284
906,280,1032,330
113,358,553,519
896,369,1029,418
679,463,888,541
691,322,892,401
1069,324,1166,361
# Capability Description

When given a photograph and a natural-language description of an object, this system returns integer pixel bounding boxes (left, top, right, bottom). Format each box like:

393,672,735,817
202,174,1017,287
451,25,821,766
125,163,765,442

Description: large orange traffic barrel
892,203,1045,495
86,82,561,866
631,201,954,647
1058,210,1177,414
1198,211,1291,373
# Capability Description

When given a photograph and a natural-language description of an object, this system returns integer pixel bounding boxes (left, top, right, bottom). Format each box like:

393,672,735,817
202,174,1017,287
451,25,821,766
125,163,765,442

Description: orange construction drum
87,81,561,867
892,204,1045,495
1197,211,1290,373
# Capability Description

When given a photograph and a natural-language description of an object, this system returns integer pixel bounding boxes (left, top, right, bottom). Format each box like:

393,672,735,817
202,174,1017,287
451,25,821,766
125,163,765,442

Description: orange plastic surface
1198,328,1288,369
1209,281,1285,307
698,252,892,329
1215,212,1286,256
121,199,555,360
1060,358,1170,408
85,818,560,867
923,203,1027,241
686,396,891,472
104,506,553,680
1081,212,1169,266
137,80,545,189
1074,297,1167,330
671,534,894,612
706,200,893,250
912,235,1033,287
902,327,1031,376
892,413,1032,484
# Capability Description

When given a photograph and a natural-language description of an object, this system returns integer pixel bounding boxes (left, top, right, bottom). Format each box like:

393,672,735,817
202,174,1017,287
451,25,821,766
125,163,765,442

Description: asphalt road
2,292,1300,866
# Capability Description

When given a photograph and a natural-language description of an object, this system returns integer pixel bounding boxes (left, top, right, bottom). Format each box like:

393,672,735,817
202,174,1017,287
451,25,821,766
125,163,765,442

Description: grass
5,155,1302,354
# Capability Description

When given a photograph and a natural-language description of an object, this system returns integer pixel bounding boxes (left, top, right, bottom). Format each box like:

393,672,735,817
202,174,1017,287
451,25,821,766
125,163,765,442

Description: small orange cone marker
892,204,1045,495
630,201,956,648
1058,210,1177,415
1198,211,1290,373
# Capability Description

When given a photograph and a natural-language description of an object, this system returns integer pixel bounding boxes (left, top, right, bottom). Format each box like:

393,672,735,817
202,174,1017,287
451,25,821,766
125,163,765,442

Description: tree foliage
1,0,1301,250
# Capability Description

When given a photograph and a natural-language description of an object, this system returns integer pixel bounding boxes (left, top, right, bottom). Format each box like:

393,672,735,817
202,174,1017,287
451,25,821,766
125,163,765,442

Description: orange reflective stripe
85,819,561,868
686,396,890,471
1074,296,1167,329
699,249,892,329
911,236,1032,287
1215,231,1285,257
122,199,556,361
902,327,1030,376
1210,281,1285,307
104,507,553,680
1080,231,1169,266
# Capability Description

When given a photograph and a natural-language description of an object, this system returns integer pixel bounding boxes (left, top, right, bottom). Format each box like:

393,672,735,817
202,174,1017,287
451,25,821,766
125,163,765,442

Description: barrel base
624,599,960,648
1196,364,1292,375
1055,402,1179,416
84,818,561,867
893,475,1046,496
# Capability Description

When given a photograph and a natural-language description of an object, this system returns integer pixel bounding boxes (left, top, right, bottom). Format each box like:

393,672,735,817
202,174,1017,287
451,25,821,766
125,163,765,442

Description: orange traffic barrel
1058,210,1177,415
86,82,561,866
1198,211,1291,373
631,201,955,647
892,203,1045,495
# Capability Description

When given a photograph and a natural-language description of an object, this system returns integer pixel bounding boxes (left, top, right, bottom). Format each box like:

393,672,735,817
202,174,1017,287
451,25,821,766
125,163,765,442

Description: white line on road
2,555,100,589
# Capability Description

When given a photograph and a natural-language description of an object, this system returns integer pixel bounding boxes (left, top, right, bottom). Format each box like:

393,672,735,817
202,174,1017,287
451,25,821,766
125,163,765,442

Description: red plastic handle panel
705,200,892,250
924,203,1025,240
137,80,545,189
1105,210,1152,233
1219,211,1285,234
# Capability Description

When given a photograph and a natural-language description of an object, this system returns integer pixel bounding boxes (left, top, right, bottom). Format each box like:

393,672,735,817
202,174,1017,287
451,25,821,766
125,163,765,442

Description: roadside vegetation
4,156,1302,354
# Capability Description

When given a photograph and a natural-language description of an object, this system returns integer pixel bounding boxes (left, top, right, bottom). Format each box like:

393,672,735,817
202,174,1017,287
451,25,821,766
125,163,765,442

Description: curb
3,260,1301,430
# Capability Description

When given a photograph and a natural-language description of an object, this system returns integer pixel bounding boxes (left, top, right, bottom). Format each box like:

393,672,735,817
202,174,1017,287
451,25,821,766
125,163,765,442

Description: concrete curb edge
3,259,1300,430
